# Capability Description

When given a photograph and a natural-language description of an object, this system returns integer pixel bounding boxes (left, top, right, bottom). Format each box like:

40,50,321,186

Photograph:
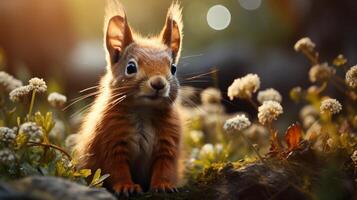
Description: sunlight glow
207,5,231,31
238,0,262,10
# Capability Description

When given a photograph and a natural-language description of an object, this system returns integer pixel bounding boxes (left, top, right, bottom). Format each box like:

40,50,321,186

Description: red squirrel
74,0,183,196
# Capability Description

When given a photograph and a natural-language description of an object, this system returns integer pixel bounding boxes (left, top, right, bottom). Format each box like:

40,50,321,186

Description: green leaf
56,160,66,177
91,174,110,187
89,169,109,187
73,169,92,178
89,168,101,186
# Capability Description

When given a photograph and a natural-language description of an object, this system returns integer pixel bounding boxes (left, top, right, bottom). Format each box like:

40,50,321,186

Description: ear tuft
161,2,183,63
104,0,133,66
167,2,183,35
104,0,126,23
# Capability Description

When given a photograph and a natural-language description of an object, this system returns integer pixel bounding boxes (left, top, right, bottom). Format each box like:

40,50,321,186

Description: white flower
19,122,43,143
224,114,251,132
303,115,316,129
257,88,282,104
294,37,315,52
189,130,204,144
309,63,335,83
201,87,222,105
215,143,223,154
228,74,260,100
0,71,23,92
49,120,66,141
0,148,16,164
243,124,268,139
9,85,32,102
29,77,47,93
320,98,342,115
0,127,17,145
305,122,322,141
190,148,200,159
300,105,319,119
346,65,357,88
65,134,78,150
199,143,214,158
258,100,283,125
48,92,67,108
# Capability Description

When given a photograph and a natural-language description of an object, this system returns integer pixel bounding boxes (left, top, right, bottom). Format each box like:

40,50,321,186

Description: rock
0,176,116,200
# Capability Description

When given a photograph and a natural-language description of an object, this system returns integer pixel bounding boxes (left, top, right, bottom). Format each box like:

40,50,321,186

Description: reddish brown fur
75,0,183,194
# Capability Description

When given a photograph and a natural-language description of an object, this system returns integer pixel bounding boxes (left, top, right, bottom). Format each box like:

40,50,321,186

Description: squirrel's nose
150,76,166,91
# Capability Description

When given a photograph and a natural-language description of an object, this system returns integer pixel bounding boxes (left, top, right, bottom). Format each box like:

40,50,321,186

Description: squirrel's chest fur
128,113,156,166
126,111,159,187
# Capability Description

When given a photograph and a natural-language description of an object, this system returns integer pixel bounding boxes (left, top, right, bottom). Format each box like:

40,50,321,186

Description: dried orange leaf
285,123,302,151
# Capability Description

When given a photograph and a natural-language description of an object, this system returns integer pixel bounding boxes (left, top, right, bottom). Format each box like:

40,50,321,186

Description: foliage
179,37,357,197
0,75,108,186
0,37,356,198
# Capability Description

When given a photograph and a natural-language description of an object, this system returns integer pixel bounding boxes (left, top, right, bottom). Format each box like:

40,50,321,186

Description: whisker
181,53,204,60
63,92,100,111
184,69,219,81
71,91,101,102
79,85,99,93
107,95,127,111
179,96,206,115
180,80,211,84
70,102,94,118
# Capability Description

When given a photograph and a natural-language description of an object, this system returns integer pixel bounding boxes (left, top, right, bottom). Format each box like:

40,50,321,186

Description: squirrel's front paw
113,182,143,197
150,181,179,193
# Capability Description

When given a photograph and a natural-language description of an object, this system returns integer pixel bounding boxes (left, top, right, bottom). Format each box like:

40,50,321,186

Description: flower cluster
345,65,357,88
257,88,282,104
200,87,222,105
9,77,48,102
19,122,43,143
48,92,67,108
300,105,319,128
0,148,16,164
0,127,17,145
0,71,23,92
294,37,315,52
309,63,335,83
9,85,32,102
258,100,283,125
320,98,342,115
29,77,47,93
223,114,251,133
227,74,260,100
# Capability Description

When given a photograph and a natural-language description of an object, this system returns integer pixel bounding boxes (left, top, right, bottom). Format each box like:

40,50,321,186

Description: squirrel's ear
160,3,183,63
104,0,133,66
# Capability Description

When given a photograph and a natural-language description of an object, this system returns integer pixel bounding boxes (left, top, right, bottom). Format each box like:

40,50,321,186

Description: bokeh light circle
238,0,262,10
207,5,231,30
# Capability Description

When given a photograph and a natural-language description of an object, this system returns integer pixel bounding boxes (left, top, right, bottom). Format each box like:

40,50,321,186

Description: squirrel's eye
171,64,177,75
125,61,137,76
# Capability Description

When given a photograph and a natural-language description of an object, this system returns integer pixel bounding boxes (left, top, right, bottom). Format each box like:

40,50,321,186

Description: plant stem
330,78,352,99
28,90,36,121
27,141,72,160
240,132,267,165
317,82,328,94
302,49,319,65
247,98,258,110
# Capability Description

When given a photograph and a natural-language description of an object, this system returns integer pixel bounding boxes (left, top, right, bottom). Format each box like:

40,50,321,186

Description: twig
28,90,36,121
240,133,267,165
247,98,258,110
27,141,72,160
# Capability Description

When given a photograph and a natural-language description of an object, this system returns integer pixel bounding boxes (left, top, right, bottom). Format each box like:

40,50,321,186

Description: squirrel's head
103,1,183,107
